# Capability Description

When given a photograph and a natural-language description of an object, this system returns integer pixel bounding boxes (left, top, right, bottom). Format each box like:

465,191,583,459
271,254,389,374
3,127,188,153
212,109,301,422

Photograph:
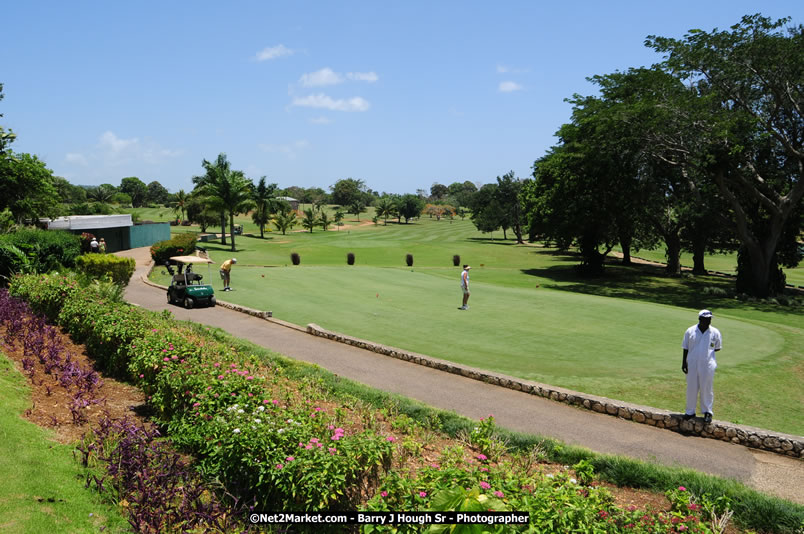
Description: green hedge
75,254,136,286
149,233,197,265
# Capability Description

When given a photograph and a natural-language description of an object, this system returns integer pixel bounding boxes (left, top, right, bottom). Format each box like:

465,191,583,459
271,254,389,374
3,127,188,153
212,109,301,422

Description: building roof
46,214,133,230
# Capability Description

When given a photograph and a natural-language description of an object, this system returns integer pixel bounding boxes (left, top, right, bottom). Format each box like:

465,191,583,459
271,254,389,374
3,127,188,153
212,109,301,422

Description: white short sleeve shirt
682,325,722,362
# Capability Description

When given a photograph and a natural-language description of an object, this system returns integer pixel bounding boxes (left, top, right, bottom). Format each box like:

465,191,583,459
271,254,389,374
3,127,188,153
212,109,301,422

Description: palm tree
349,200,366,221
87,184,115,204
193,153,254,251
319,210,331,231
301,208,319,233
252,176,277,238
334,210,345,230
375,197,396,225
193,153,233,245
172,189,188,222
273,210,297,235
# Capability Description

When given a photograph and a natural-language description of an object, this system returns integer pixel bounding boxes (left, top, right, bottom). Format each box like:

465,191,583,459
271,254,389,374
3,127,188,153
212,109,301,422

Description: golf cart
165,255,216,309
233,224,243,235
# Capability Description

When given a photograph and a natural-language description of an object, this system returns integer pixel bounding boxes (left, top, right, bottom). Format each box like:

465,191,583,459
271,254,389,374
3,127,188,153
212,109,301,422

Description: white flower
277,428,284,433
258,406,265,412
233,428,241,434
570,478,577,484
237,409,244,414
254,418,262,424
286,418,294,423
546,474,554,478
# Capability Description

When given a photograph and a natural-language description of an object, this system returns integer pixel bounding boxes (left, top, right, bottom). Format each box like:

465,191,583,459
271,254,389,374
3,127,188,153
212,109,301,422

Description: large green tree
147,180,171,205
646,14,803,296
331,178,366,207
0,152,59,223
395,194,425,224
0,83,15,158
119,176,148,207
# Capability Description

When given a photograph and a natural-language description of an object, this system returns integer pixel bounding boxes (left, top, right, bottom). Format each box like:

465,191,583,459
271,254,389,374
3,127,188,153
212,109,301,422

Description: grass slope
0,354,127,534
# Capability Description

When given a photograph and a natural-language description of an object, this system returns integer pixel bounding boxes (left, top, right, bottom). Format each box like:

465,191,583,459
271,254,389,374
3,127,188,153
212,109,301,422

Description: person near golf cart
220,258,236,291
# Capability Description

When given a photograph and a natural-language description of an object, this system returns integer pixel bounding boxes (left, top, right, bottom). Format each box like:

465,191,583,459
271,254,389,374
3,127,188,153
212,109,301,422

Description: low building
276,196,299,211
45,214,170,252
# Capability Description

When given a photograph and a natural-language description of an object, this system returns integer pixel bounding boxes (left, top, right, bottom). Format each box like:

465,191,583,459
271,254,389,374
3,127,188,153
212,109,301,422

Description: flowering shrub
9,273,394,513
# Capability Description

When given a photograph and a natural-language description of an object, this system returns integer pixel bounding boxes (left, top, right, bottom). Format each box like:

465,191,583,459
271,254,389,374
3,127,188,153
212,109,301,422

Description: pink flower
275,464,284,469
163,357,170,361
479,481,491,489
286,456,294,462
476,454,487,461
218,375,224,379
193,402,201,407
386,436,396,442
328,447,337,454
214,363,221,367
305,444,314,450
139,374,144,378
381,491,388,497
248,393,253,397
263,399,270,404
430,463,440,469
419,491,427,498
494,491,504,498
678,486,686,492
272,400,280,405
246,376,254,380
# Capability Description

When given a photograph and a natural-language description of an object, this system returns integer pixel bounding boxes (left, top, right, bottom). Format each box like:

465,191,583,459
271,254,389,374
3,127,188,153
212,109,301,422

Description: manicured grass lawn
0,354,127,533
150,217,804,435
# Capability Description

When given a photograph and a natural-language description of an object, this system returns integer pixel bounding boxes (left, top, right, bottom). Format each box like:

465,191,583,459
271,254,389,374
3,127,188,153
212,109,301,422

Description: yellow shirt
221,259,235,272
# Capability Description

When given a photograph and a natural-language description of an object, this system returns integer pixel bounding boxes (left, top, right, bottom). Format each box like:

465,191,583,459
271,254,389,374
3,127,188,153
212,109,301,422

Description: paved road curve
119,248,803,504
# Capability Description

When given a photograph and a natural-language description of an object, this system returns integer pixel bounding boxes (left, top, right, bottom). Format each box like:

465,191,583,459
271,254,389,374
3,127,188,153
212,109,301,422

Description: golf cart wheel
184,297,194,309
209,296,216,307
167,292,174,304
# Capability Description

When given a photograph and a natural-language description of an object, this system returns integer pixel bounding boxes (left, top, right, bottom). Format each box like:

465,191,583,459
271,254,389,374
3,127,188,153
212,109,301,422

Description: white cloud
299,68,378,87
258,140,310,159
65,153,88,166
300,68,344,87
63,131,180,169
291,94,370,112
347,71,378,83
99,131,138,153
309,116,332,124
498,81,523,93
255,44,294,61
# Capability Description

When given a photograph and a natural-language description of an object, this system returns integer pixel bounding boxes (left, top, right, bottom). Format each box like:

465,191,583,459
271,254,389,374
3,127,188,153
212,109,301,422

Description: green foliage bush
0,242,30,284
149,233,197,264
75,254,136,286
0,228,81,273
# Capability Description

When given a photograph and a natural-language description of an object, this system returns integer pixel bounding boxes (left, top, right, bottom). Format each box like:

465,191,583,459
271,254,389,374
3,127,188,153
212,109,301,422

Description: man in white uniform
682,309,722,423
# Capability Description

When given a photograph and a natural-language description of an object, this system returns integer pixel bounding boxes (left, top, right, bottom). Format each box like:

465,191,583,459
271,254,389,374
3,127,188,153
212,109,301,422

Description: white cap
698,309,712,318
232,258,237,263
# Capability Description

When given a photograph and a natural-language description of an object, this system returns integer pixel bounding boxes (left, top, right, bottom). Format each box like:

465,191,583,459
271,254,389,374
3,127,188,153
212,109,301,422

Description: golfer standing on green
220,258,236,292
682,309,722,423
459,264,471,310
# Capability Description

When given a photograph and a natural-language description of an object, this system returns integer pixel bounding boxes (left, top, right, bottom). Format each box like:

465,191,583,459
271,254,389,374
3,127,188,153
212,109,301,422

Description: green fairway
150,217,803,435
0,354,127,533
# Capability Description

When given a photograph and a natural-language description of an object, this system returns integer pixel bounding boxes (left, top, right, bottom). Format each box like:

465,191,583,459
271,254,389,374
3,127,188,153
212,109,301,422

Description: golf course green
147,212,804,435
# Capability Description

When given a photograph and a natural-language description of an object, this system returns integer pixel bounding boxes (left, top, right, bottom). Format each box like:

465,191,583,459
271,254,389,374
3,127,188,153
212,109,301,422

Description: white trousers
686,355,716,415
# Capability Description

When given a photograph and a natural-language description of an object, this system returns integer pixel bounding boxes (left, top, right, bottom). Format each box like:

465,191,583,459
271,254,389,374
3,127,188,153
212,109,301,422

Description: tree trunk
665,232,682,276
619,234,632,265
220,213,227,245
691,232,707,274
229,213,236,252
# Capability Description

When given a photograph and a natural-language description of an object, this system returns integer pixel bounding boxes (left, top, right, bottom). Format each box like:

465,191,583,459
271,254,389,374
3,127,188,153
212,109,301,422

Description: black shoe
683,413,695,421
704,413,712,423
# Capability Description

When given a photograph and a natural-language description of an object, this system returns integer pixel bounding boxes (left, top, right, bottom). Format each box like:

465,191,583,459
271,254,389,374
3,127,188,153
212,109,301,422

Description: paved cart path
118,248,803,504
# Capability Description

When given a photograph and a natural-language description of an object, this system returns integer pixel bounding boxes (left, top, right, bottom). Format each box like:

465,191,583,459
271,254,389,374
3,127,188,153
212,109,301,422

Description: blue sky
2,2,800,195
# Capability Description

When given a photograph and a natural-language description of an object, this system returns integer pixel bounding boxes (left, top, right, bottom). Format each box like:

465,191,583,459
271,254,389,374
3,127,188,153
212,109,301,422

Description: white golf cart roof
169,255,214,264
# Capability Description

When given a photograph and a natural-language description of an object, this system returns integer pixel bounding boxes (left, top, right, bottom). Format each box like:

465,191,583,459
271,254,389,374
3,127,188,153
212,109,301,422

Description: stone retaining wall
306,323,804,459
